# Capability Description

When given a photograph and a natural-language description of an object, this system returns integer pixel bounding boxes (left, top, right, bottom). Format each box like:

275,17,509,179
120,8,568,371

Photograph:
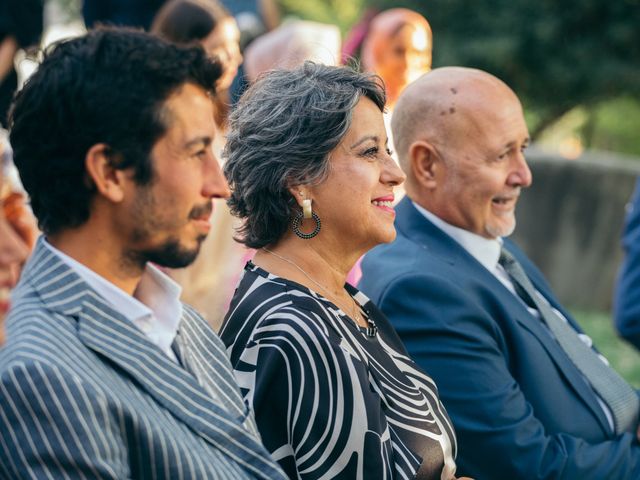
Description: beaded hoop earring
292,210,321,239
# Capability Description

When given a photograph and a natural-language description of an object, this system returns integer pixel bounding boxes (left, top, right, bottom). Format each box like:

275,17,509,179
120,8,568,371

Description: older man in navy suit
359,67,640,479
0,28,285,479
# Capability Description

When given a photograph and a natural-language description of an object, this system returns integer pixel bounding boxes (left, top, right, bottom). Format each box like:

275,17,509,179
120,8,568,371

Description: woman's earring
292,210,321,239
302,199,312,219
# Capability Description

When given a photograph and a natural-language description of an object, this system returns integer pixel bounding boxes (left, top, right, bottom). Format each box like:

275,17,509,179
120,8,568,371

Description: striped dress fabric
0,239,287,480
220,262,458,479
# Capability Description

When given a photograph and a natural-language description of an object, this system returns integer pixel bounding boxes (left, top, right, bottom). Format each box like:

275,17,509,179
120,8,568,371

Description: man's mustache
189,202,213,220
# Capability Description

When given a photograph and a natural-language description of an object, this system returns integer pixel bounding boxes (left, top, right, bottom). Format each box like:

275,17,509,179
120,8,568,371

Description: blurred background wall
513,150,640,310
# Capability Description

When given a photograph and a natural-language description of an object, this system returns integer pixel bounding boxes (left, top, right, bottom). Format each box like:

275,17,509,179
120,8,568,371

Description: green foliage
573,309,640,388
535,97,640,156
278,0,366,33
591,97,640,156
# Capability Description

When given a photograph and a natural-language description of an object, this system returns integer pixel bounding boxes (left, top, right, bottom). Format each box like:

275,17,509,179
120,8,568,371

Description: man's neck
47,226,143,296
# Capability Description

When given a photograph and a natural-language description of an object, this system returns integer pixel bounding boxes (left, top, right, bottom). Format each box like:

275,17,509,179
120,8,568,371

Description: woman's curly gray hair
223,61,386,248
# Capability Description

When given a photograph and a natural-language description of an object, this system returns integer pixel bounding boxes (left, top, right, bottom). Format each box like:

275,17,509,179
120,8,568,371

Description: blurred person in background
219,0,280,51
221,62,470,480
361,8,432,110
614,178,640,349
232,19,341,112
0,0,44,127
242,20,341,84
152,0,245,328
0,135,31,343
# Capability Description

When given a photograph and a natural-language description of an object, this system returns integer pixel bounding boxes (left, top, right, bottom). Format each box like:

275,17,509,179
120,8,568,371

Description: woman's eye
362,147,378,158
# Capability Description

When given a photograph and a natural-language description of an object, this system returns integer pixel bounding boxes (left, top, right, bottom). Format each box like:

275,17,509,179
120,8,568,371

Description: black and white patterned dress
220,262,458,480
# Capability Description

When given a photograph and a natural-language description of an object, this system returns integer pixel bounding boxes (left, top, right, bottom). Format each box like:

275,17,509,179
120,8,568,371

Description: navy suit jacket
0,238,287,479
615,177,640,348
359,197,640,480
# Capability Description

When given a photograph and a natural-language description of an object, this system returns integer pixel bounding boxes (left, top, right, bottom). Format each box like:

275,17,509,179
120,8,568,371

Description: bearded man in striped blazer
0,28,285,479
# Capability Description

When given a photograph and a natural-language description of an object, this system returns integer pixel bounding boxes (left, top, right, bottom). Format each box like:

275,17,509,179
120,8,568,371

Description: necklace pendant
366,319,377,338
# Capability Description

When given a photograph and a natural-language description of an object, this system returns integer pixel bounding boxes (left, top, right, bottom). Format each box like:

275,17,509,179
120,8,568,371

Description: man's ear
84,144,128,203
409,140,440,190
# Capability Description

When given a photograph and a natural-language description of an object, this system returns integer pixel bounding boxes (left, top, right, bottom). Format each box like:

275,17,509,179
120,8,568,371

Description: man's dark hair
9,27,222,235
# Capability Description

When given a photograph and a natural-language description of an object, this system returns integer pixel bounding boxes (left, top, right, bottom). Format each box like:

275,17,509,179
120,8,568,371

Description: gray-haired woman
220,62,467,480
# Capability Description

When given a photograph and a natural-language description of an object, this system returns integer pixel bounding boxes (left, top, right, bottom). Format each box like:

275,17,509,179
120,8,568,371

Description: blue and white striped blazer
0,238,286,479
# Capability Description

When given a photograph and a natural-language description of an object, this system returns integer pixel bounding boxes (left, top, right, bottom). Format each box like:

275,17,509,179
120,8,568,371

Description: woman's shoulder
220,263,338,353
230,262,333,317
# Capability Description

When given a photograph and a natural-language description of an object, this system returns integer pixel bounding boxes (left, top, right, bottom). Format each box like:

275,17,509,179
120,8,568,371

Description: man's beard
485,215,516,238
124,183,212,271
124,233,207,271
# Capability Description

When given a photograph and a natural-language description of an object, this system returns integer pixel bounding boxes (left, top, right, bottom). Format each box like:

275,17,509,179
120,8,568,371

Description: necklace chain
262,247,376,337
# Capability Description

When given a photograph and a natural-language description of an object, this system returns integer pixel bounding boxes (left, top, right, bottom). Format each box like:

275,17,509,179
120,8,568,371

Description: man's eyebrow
184,136,213,149
503,137,531,149
350,135,379,149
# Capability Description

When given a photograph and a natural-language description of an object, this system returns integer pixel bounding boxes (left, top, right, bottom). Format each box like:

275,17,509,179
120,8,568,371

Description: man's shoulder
2,299,85,374
361,226,476,294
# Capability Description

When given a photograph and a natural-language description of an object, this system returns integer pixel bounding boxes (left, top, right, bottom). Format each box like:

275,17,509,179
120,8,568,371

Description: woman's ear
84,144,128,203
409,140,440,190
287,185,307,208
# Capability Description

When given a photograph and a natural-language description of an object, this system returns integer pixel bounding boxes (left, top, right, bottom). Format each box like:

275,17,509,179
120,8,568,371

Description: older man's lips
492,194,519,212
372,195,396,215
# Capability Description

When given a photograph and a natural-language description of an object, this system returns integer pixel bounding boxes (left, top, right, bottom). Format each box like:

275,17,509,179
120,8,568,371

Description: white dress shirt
44,239,182,362
413,202,615,431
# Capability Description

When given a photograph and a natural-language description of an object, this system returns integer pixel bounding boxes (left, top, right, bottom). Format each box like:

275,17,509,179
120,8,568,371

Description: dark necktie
499,247,639,434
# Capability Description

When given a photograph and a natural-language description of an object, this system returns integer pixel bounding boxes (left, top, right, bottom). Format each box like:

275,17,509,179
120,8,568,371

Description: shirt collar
412,201,503,271
43,239,182,356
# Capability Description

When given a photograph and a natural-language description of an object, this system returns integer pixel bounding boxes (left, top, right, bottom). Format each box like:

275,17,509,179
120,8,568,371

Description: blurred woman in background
361,8,432,109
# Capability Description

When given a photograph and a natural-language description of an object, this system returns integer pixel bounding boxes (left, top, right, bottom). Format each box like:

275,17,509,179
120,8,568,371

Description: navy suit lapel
395,200,612,435
26,239,285,480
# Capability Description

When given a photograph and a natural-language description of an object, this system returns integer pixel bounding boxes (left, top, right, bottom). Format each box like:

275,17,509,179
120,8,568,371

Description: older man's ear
408,140,440,190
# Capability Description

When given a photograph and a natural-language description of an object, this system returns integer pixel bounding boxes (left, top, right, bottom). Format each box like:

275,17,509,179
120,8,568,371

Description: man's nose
203,153,230,199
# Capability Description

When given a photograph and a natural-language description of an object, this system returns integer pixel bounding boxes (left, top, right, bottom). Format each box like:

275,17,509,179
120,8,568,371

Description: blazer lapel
26,239,285,480
395,202,612,434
